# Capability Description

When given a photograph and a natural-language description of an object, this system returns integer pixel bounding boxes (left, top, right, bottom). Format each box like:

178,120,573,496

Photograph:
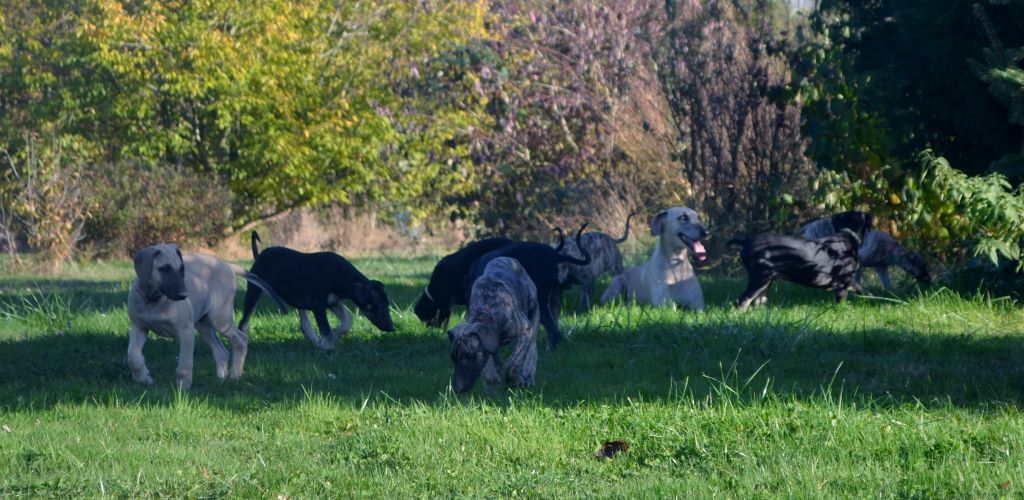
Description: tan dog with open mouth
600,207,709,309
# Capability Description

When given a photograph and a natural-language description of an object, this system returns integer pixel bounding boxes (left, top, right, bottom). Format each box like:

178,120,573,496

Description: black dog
729,211,873,310
414,237,516,327
465,225,591,351
238,231,395,350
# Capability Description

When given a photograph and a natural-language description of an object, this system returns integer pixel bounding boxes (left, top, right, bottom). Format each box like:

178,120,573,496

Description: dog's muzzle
678,229,708,262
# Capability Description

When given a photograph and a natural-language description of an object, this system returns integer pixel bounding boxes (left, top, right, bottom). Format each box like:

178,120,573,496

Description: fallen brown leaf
595,440,629,459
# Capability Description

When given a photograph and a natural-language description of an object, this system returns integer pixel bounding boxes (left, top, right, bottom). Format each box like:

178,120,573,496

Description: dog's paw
132,370,155,386
176,375,193,391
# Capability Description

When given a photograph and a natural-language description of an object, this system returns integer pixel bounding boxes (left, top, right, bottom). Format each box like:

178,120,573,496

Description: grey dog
127,244,285,390
799,218,931,290
448,257,539,393
557,213,634,309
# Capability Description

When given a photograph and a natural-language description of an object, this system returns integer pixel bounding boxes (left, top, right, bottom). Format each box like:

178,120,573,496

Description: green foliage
0,0,491,224
969,1,1024,179
812,150,1024,270
800,0,1024,181
83,162,234,257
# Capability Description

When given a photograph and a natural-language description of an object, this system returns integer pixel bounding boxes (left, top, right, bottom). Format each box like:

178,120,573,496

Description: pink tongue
693,241,707,261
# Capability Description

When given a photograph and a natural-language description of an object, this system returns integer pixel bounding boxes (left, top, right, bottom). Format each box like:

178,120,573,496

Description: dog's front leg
328,303,354,338
505,317,538,387
482,354,503,392
599,275,626,305
127,324,154,386
175,327,196,390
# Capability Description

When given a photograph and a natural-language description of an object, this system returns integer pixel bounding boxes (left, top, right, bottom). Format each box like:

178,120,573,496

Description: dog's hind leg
874,266,893,291
127,324,154,386
238,285,263,334
579,279,594,310
737,276,772,311
312,308,337,350
197,318,230,380
538,292,562,351
209,311,248,380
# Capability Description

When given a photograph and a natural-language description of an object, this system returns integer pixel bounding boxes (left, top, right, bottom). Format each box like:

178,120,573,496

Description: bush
83,162,233,257
0,133,90,272
811,150,1024,274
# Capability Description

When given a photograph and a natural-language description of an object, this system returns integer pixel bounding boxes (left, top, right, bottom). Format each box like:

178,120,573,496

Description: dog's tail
613,212,635,244
251,231,262,260
229,264,288,313
552,227,566,253
557,223,592,266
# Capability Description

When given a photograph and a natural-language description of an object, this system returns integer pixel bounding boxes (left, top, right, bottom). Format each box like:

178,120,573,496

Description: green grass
1,256,1023,497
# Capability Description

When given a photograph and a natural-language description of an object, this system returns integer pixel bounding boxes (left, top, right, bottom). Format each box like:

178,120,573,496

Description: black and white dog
465,225,591,351
238,232,394,350
414,237,516,327
729,211,874,310
448,257,539,393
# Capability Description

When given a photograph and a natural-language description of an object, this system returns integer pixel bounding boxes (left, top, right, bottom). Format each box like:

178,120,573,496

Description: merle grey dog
557,213,634,309
414,237,516,327
448,257,539,393
729,211,874,310
128,244,286,390
799,217,930,290
466,225,591,351
238,232,394,351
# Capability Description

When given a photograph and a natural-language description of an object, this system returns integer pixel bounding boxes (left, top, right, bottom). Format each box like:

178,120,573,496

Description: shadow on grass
2,310,1022,413
0,276,430,318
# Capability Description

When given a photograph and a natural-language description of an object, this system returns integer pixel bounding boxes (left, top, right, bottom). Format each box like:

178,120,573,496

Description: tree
1,0,492,226
650,0,814,235
804,0,1024,181
970,1,1024,179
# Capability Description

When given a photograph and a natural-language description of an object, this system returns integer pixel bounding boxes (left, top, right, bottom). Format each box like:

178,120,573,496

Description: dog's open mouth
679,233,707,262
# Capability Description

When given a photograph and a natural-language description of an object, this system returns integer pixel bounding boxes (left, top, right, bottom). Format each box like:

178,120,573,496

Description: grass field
1,254,1023,497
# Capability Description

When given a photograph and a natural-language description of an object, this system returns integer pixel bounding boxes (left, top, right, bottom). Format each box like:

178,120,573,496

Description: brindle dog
730,211,873,309
448,257,539,393
799,217,930,291
557,213,634,309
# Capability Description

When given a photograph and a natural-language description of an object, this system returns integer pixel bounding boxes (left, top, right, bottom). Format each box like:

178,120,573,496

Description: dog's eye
158,265,172,273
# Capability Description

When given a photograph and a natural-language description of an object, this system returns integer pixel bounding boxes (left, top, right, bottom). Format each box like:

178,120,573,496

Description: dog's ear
133,247,159,280
353,281,370,304
649,210,668,236
478,331,500,354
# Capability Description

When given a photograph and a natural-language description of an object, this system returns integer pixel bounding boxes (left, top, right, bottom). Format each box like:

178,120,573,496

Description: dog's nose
700,227,710,239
